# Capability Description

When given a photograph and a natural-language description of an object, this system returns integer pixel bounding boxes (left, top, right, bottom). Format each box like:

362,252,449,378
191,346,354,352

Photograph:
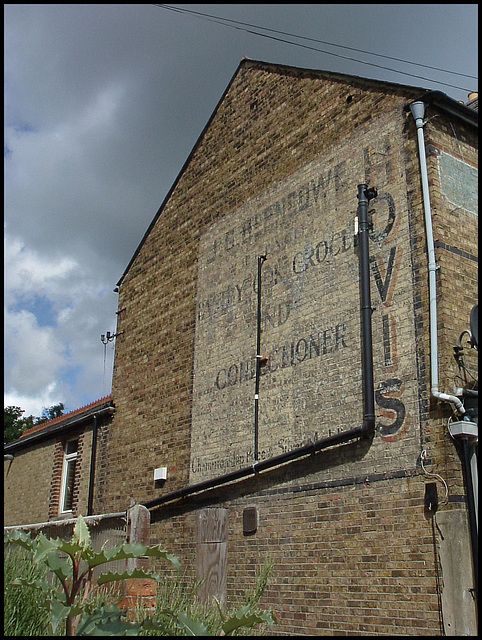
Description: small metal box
243,507,258,535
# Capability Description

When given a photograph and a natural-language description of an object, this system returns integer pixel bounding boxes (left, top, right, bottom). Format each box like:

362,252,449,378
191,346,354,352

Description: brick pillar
118,504,157,616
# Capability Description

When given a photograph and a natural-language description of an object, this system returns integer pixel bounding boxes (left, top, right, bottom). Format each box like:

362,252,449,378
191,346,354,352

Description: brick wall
147,475,445,635
95,61,477,635
4,443,56,525
102,63,428,510
4,428,94,526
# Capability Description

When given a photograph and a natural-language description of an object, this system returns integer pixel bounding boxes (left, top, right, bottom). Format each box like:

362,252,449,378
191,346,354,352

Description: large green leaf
44,552,73,582
176,611,211,636
73,514,92,549
52,536,86,558
76,604,143,636
221,606,276,635
31,533,64,563
48,596,73,634
11,576,53,601
4,528,35,551
85,542,180,572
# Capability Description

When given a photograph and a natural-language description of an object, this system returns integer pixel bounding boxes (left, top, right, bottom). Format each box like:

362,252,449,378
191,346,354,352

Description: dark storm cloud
4,4,477,416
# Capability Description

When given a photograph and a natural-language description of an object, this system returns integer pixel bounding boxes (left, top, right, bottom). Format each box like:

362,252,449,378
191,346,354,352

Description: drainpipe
410,100,477,623
357,184,377,433
87,414,99,517
254,254,267,462
408,101,465,416
86,406,114,516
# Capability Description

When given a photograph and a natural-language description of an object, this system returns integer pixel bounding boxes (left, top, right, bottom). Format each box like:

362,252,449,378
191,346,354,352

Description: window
60,439,79,513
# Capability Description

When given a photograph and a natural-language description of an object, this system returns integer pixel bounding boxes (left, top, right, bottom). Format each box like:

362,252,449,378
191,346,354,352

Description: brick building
4,60,478,635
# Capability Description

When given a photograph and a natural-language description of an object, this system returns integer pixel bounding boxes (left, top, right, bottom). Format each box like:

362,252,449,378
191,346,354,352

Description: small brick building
5,60,478,635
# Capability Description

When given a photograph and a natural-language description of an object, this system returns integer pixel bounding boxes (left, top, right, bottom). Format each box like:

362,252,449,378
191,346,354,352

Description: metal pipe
409,98,477,623
87,414,99,516
357,184,376,431
142,424,367,509
408,101,465,416
254,254,267,462
470,445,478,532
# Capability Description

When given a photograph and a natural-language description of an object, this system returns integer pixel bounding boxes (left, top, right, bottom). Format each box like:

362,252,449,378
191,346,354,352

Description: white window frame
59,438,79,513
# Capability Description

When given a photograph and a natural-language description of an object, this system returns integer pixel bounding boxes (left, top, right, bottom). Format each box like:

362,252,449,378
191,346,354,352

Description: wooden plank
196,508,228,604
197,507,228,543
196,541,227,605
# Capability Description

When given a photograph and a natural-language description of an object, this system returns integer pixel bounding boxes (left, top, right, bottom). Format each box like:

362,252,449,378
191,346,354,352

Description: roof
116,58,477,288
404,89,478,126
4,396,114,454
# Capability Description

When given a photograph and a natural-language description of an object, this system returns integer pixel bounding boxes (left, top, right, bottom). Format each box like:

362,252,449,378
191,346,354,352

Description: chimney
466,92,478,111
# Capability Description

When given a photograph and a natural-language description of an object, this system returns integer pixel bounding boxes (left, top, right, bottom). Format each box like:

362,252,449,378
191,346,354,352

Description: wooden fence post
119,504,156,616
196,507,228,605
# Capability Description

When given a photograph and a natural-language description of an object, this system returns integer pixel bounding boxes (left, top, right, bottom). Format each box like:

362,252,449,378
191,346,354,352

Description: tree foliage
4,403,64,445
36,403,65,425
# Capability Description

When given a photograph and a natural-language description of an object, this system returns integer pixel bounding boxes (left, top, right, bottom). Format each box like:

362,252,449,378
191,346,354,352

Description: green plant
4,545,51,635
4,515,180,636
4,516,276,636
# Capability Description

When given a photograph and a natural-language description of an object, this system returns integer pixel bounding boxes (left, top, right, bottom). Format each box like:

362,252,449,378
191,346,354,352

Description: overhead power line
153,4,477,93
156,4,476,81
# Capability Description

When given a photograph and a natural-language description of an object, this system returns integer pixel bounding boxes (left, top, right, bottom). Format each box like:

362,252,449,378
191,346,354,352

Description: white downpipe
409,101,465,416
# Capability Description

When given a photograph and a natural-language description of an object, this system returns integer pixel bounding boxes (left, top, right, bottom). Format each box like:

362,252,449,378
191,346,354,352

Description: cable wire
155,4,477,80
153,4,477,93
421,449,449,505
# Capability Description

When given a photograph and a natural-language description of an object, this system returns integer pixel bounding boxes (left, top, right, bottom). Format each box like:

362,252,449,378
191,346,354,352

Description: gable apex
117,58,475,287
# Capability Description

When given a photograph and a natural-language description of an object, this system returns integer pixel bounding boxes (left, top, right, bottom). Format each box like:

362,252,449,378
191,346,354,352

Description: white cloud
4,232,79,305
4,383,61,420
4,229,117,416
4,308,66,397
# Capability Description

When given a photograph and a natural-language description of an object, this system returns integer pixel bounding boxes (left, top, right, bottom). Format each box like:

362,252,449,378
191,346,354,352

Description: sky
4,4,478,419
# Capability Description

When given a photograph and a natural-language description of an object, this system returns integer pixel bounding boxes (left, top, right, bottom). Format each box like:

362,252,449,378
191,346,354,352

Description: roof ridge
19,395,112,439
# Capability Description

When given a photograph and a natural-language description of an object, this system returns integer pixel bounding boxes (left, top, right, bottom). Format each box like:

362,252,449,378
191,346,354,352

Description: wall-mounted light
100,331,123,345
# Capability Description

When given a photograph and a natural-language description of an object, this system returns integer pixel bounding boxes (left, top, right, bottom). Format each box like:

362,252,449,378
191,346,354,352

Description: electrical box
424,482,438,511
154,467,168,482
243,507,258,535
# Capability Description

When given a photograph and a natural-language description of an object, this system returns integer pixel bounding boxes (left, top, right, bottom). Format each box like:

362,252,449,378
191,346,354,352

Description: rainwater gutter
254,253,267,462
3,401,115,454
142,184,376,511
408,100,465,416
